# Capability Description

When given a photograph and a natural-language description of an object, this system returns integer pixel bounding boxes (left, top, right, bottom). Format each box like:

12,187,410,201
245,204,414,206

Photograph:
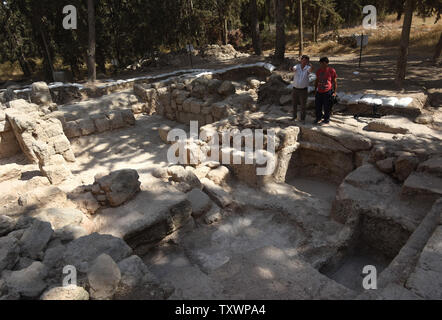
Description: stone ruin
0,62,441,300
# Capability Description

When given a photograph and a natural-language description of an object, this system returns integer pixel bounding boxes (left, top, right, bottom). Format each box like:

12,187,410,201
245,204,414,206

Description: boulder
121,109,135,126
32,208,83,231
19,220,53,259
40,161,72,185
63,233,132,273
207,165,230,185
417,156,442,177
94,169,141,207
204,204,223,225
2,262,48,298
168,165,202,189
0,235,20,272
54,225,88,242
0,164,21,183
0,216,16,237
257,75,291,105
87,254,121,300
158,124,172,144
70,192,100,215
114,255,173,300
187,188,212,218
31,82,53,105
415,114,433,124
246,78,261,89
364,117,410,134
394,154,419,181
376,157,395,174
64,121,81,138
201,178,233,208
402,172,442,200
76,118,96,136
40,285,89,300
217,81,235,96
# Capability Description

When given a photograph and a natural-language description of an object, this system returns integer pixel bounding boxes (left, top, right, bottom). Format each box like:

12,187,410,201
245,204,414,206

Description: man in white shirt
292,55,313,122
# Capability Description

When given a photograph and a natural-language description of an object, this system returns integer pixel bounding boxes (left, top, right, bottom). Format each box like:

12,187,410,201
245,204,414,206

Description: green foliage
0,0,440,80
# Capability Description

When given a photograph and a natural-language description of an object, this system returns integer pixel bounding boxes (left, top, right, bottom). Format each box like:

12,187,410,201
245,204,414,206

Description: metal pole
359,32,363,68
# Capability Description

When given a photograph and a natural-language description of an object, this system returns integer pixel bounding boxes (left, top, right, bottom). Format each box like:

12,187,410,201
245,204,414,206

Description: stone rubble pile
0,217,173,300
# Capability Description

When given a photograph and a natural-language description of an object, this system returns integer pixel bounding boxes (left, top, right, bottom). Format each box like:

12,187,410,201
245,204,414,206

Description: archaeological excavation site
0,60,441,301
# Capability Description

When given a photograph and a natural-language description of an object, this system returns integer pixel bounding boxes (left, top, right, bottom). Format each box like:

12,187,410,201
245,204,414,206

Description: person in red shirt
314,57,338,124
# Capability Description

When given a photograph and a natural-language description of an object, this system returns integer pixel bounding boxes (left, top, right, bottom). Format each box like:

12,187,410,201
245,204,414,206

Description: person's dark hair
301,55,310,61
319,57,329,64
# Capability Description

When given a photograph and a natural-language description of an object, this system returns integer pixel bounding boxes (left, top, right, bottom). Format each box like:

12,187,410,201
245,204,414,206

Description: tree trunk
433,32,442,63
87,0,97,83
396,0,415,87
275,0,286,63
315,7,322,43
39,24,55,82
298,0,303,57
250,0,262,55
224,18,228,45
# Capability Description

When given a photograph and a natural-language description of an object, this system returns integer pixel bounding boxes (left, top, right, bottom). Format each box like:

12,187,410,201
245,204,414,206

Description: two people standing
292,56,338,124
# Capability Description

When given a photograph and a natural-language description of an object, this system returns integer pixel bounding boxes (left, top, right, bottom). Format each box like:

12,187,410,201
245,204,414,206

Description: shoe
323,119,330,124
313,119,320,124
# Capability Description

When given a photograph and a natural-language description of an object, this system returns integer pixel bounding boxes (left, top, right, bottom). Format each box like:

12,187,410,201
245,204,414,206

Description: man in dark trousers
291,55,313,123
314,57,338,124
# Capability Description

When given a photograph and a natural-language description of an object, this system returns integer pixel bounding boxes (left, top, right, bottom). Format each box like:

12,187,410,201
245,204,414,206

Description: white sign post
187,44,194,68
356,34,369,68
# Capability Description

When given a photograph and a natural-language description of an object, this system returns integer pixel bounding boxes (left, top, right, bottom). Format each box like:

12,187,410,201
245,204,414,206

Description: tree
87,0,96,82
298,0,303,57
396,0,416,86
433,32,442,63
275,0,286,63
249,0,262,55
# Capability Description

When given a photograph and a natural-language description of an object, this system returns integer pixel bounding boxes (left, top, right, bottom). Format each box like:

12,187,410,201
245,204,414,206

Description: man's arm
332,78,338,96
